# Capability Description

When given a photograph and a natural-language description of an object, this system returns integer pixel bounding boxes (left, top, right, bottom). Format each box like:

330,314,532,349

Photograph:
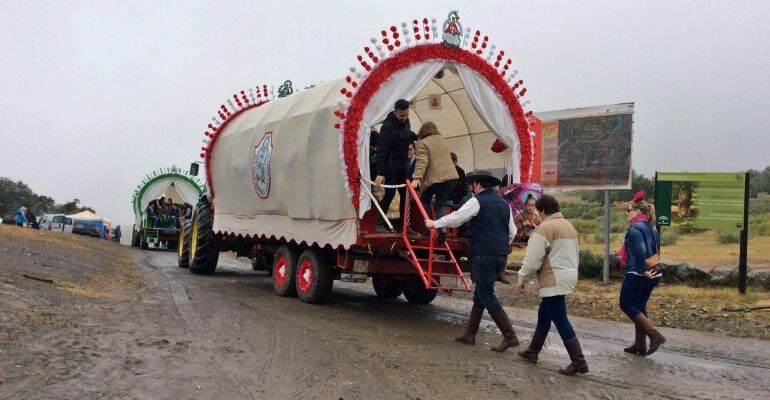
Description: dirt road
2,241,769,399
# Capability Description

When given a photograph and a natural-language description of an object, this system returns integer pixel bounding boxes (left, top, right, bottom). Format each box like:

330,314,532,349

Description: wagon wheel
372,275,404,299
189,197,219,275
272,246,298,297
131,229,141,247
403,276,438,305
177,219,192,268
295,248,334,304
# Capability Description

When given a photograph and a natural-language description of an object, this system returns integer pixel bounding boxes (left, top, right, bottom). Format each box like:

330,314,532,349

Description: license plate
340,272,368,283
352,259,369,273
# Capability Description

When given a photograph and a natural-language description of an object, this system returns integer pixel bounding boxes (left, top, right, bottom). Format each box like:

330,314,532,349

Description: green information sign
655,172,746,230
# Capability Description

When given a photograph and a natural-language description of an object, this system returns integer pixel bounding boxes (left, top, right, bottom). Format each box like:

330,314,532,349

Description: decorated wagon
181,12,536,304
130,166,204,249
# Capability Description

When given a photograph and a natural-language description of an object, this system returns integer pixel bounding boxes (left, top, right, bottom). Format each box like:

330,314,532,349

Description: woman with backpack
618,190,666,356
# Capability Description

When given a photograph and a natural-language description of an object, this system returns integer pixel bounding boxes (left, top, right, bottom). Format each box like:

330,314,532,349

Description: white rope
360,178,395,231
361,176,406,189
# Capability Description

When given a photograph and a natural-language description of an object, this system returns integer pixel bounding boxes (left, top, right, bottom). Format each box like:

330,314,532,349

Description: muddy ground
1,226,769,399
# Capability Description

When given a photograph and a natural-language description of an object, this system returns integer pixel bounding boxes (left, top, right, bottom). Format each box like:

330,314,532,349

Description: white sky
1,0,769,228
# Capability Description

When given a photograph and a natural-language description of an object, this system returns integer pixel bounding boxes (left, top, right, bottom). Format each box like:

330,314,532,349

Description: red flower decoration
339,43,532,211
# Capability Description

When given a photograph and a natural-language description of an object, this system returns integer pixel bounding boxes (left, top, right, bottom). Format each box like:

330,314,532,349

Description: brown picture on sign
428,94,441,110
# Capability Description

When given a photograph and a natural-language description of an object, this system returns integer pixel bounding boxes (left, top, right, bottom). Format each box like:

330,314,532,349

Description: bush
578,250,603,279
571,218,597,236
659,230,679,246
676,221,707,234
561,202,602,220
717,230,741,244
749,195,770,215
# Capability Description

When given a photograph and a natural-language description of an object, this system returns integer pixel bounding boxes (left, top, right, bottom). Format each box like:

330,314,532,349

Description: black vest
469,189,510,256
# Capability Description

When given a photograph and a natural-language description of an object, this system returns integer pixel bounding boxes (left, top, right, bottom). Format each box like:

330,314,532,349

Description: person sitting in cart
373,99,417,232
514,195,541,241
425,170,520,353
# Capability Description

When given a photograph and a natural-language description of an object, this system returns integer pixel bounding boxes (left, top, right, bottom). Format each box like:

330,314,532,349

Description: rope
360,176,406,189
360,179,395,231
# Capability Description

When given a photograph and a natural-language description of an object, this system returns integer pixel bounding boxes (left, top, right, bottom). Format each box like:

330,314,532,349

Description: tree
578,170,654,204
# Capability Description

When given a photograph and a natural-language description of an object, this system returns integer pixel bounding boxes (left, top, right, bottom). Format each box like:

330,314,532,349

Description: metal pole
739,172,750,294
603,189,611,284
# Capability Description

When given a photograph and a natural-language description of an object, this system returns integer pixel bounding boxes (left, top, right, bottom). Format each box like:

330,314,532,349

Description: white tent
68,210,112,229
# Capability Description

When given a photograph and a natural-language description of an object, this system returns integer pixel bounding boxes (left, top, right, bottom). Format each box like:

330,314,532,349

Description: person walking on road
425,170,519,352
516,195,588,375
373,99,417,232
618,190,666,356
411,122,459,242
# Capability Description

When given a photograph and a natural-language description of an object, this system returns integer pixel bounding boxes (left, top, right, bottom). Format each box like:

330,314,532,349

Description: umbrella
500,182,544,214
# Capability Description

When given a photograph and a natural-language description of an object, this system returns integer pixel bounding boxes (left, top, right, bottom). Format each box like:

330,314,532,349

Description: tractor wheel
272,246,298,297
178,219,192,268
372,275,404,299
189,198,219,275
131,229,140,247
295,248,334,304
251,250,273,274
403,276,438,305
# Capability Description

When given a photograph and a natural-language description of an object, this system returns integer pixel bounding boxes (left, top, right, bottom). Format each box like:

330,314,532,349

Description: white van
39,214,74,233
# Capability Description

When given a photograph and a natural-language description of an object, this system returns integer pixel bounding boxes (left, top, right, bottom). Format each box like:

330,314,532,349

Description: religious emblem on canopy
442,10,462,48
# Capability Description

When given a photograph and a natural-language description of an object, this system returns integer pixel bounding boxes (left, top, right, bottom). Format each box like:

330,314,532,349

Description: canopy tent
131,167,204,228
203,13,534,249
67,210,112,229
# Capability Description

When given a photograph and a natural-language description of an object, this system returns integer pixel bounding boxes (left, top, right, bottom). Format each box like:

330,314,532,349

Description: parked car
72,222,101,238
38,214,74,233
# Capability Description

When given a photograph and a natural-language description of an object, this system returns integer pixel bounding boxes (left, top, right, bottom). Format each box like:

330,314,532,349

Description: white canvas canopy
133,177,202,228
209,62,525,248
68,210,112,229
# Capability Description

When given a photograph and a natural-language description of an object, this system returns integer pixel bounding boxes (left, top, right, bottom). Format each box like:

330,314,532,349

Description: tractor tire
372,275,404,299
295,248,334,304
403,276,438,305
141,238,148,249
189,198,219,275
272,246,298,297
251,250,273,274
178,219,191,268
131,230,140,247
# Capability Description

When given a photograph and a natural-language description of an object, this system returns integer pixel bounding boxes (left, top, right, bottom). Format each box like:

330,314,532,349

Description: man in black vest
374,99,417,232
425,170,519,352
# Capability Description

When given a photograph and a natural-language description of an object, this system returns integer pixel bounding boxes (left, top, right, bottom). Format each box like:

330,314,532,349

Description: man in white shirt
425,170,519,352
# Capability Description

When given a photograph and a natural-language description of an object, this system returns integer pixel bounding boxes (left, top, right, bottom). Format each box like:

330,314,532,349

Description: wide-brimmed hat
465,170,502,187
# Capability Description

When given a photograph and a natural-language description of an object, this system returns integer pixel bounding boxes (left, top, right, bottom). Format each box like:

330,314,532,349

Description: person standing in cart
374,99,417,232
425,170,520,352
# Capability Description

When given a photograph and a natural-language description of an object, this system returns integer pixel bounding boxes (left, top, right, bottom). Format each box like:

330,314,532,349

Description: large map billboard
536,103,634,189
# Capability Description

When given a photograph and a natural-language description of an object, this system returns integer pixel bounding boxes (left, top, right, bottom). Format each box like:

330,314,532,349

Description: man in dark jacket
449,152,468,207
374,99,417,231
425,170,519,352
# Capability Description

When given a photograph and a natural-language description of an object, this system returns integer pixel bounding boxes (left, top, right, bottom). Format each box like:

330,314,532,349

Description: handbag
641,226,663,273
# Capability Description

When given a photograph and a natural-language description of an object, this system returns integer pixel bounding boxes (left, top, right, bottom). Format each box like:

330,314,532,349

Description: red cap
632,190,645,202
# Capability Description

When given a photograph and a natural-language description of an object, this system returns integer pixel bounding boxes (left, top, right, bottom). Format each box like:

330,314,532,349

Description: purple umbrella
500,182,544,214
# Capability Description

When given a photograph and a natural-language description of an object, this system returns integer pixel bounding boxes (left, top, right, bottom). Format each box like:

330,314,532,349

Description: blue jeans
535,295,576,340
420,180,456,221
471,255,507,314
619,273,660,319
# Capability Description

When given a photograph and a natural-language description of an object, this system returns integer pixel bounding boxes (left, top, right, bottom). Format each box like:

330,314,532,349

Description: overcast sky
2,0,769,228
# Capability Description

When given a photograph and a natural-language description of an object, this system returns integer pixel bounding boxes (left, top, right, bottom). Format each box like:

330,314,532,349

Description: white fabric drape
456,65,522,184
357,61,445,218
135,178,202,226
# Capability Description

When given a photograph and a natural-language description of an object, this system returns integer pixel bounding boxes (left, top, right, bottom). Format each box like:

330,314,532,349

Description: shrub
561,202,602,220
749,196,770,215
659,230,679,246
571,218,597,236
717,230,741,244
578,250,603,279
676,221,707,234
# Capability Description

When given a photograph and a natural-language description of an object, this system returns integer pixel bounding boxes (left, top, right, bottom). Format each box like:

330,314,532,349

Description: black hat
465,170,502,187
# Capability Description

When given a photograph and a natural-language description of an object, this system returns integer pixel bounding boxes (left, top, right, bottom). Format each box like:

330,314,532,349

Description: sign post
603,190,610,284
739,172,750,294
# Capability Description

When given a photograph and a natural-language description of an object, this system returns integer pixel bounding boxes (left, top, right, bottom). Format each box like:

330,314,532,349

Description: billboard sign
655,172,747,230
536,103,634,189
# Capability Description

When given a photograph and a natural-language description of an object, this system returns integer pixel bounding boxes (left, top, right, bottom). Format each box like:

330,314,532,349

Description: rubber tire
178,219,191,268
251,250,273,273
295,248,334,304
190,199,219,275
141,238,148,249
403,276,438,305
131,230,140,247
372,275,404,298
272,246,298,297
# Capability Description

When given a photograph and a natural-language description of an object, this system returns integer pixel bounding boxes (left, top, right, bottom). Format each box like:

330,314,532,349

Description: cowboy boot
633,314,666,355
455,307,484,345
623,319,648,355
559,337,589,375
517,331,547,363
490,309,519,352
